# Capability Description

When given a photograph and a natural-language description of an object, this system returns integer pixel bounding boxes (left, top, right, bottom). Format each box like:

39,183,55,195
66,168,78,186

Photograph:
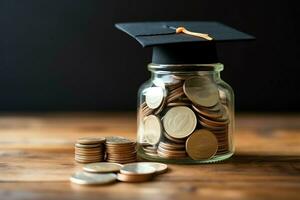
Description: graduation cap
115,21,255,64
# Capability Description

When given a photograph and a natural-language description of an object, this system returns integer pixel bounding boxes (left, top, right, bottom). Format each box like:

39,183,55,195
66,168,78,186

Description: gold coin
70,171,117,185
75,155,102,159
167,102,190,107
77,137,106,145
157,151,187,159
163,132,186,143
157,146,187,156
158,141,185,150
145,87,164,109
106,154,136,160
75,159,103,163
167,90,185,103
192,104,223,119
117,173,153,182
199,120,228,131
183,76,219,107
106,159,137,164
186,129,218,160
198,114,229,126
163,106,197,139
75,143,102,148
143,115,162,145
83,162,123,173
120,163,156,175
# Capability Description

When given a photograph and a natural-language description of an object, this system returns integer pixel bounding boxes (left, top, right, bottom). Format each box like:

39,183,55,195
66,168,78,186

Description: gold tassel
176,27,213,41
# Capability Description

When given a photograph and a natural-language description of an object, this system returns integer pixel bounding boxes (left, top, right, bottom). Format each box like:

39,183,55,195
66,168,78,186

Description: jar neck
148,63,223,80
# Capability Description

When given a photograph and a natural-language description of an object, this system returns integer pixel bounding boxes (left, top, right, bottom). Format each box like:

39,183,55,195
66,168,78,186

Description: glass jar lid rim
148,63,224,72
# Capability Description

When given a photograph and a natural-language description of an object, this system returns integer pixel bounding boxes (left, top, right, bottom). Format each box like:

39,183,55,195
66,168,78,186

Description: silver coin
105,136,133,144
145,87,164,109
120,163,156,175
184,76,219,107
143,115,162,145
83,162,123,173
135,162,168,174
77,137,106,145
163,106,197,139
70,171,117,185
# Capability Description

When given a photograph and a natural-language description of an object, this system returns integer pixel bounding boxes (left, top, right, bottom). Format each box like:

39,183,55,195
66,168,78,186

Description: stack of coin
157,140,187,159
74,137,106,163
141,144,158,157
138,74,232,161
192,104,229,155
183,76,230,156
105,136,137,164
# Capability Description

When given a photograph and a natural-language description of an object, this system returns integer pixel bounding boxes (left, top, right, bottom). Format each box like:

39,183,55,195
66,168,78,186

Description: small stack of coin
105,136,137,164
166,84,185,104
157,140,187,159
75,137,106,163
141,144,158,157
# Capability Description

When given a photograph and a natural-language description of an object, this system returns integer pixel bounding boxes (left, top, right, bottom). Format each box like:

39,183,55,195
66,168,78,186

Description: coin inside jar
186,129,218,160
143,115,162,145
163,106,197,139
183,76,219,107
83,162,123,173
145,87,164,109
70,171,117,185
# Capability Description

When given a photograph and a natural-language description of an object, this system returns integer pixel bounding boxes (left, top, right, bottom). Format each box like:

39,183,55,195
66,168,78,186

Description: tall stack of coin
138,75,231,161
193,104,229,155
105,136,137,164
75,137,105,163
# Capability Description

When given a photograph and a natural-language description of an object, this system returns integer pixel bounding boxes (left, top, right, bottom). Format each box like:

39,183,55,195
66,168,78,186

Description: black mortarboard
115,21,254,64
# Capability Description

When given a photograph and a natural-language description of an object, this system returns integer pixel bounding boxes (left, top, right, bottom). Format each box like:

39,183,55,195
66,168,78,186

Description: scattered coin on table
70,171,117,185
83,162,123,173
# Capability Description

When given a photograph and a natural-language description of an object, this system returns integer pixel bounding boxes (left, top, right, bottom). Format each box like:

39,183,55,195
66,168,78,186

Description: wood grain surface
0,112,299,200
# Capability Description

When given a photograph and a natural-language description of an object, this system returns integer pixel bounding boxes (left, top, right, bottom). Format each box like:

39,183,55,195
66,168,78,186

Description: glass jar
137,63,234,164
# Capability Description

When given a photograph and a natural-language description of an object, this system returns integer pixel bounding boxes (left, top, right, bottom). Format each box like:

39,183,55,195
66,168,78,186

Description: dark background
0,0,299,112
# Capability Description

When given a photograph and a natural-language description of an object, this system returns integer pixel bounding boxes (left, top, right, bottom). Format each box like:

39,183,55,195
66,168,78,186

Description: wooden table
0,113,299,200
